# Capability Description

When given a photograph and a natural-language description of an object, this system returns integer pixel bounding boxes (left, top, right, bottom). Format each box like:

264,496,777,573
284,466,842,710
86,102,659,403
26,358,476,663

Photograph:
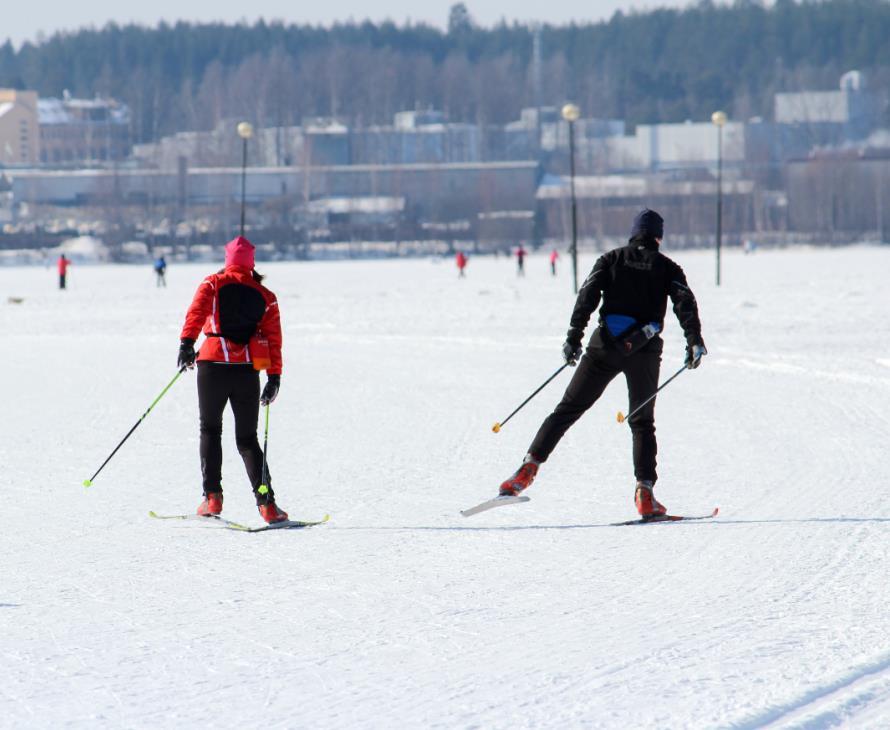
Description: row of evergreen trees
1,0,888,144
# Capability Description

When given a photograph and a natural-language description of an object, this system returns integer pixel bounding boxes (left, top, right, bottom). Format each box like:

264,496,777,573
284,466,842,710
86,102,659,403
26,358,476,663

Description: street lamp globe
237,121,254,140
711,110,727,127
561,103,580,122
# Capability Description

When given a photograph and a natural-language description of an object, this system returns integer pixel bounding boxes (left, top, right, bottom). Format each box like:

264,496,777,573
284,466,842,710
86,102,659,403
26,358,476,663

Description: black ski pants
527,343,662,483
197,362,273,504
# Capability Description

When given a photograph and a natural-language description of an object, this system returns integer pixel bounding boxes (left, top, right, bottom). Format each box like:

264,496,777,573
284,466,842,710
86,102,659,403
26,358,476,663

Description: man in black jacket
498,209,706,518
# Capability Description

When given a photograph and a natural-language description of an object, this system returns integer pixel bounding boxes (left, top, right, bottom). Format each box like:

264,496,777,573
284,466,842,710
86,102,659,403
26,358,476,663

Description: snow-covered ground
1,246,889,729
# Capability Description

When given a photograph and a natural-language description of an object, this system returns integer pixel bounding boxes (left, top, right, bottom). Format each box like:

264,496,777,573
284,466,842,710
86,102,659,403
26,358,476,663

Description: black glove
260,374,281,406
562,339,583,366
685,343,707,369
177,338,196,370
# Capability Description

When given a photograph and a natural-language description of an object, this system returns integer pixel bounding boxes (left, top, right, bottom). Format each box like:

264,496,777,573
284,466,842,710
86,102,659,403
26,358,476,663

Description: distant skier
456,250,468,278
154,255,167,287
177,236,288,524
57,254,70,290
496,209,707,518
550,249,560,276
515,245,527,276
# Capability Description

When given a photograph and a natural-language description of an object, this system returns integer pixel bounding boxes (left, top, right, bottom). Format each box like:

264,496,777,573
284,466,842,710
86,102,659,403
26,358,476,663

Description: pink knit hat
224,236,255,269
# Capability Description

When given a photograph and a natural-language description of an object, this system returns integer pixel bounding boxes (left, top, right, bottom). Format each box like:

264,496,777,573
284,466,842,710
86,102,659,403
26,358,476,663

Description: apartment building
0,90,40,166
38,92,131,164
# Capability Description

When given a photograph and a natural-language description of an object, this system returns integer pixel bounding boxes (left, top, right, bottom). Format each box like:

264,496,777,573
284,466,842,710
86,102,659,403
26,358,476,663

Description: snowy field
1,244,890,729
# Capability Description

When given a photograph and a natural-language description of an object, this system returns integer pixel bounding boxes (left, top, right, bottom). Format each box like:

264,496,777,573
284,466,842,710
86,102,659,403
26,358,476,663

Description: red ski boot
197,492,223,516
258,502,289,524
499,455,540,496
634,482,666,518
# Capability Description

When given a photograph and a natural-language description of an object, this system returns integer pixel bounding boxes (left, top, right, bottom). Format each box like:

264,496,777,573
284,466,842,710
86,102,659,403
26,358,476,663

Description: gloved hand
260,374,281,405
685,343,707,369
177,338,196,370
562,339,583,366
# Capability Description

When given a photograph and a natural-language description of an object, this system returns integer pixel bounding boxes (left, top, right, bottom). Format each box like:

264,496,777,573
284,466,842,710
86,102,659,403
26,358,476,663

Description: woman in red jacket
58,254,71,289
177,236,288,523
455,250,468,278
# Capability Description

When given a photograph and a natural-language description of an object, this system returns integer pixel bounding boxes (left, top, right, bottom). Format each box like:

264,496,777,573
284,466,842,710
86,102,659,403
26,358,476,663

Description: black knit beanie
630,208,664,240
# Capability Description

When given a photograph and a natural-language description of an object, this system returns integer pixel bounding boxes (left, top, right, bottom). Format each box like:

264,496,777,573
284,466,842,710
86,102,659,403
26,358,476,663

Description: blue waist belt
605,315,661,337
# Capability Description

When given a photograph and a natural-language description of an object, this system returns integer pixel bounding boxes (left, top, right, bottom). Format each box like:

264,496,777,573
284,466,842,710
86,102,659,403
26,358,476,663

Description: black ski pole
492,363,569,433
83,366,188,486
616,363,687,424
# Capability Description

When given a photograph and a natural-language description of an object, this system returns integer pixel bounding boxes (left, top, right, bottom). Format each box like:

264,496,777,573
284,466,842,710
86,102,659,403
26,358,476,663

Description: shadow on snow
332,516,890,532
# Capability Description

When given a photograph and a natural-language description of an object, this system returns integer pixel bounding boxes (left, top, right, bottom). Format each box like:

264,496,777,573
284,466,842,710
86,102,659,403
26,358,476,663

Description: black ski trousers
197,362,273,504
527,343,662,483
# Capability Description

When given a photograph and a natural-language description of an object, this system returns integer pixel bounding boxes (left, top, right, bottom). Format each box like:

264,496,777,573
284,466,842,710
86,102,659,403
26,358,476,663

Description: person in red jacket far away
177,236,288,524
455,250,468,278
515,245,527,276
57,254,71,289
550,249,560,276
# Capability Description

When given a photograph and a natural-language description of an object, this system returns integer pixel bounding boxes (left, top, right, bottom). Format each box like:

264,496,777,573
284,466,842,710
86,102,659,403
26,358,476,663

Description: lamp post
237,121,254,236
711,110,727,287
562,103,581,294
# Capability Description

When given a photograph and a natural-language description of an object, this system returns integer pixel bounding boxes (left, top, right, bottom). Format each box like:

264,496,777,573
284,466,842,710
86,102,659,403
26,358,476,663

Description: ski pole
617,363,687,424
83,366,188,486
257,403,271,496
493,363,569,433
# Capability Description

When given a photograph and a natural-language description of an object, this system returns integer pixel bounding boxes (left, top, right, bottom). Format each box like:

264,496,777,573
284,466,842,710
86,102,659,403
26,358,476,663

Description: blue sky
4,0,694,46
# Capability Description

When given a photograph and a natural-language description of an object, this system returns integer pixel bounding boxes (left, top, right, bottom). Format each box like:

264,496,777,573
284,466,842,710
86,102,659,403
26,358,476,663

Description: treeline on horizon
1,0,889,145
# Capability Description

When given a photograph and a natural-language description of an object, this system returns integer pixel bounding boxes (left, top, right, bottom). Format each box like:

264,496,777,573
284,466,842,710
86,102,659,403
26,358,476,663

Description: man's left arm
668,265,706,368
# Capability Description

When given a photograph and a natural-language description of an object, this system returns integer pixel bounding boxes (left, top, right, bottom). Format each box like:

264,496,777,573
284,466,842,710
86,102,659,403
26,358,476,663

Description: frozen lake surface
1,245,889,728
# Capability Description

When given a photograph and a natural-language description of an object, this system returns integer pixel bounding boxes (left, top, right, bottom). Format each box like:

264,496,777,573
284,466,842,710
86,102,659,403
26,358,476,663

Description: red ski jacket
180,265,283,375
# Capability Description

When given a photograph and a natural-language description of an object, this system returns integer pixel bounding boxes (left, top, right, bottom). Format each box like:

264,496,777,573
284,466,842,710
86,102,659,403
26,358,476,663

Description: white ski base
460,495,530,517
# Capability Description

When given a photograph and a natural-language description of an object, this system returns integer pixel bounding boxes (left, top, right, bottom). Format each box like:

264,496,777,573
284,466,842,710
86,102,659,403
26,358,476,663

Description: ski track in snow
740,650,890,728
1,246,889,729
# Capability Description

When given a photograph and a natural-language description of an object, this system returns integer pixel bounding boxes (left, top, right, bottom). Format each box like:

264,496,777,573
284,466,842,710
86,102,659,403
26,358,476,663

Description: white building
774,70,880,140
595,120,746,172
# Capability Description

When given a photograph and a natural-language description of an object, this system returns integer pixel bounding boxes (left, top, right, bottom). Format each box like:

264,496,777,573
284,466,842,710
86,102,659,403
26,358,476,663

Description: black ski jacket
566,239,704,349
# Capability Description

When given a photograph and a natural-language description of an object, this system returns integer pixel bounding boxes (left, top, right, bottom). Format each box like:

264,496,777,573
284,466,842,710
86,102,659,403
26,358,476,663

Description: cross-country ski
149,510,330,531
610,507,719,526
